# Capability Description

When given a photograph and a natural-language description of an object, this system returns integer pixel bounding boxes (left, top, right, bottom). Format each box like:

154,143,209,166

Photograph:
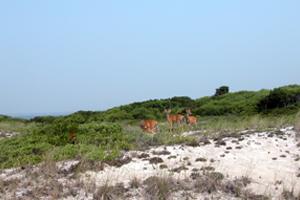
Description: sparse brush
222,177,251,197
84,179,97,194
194,172,224,194
206,172,225,181
241,189,270,200
94,183,114,200
39,153,58,178
65,179,85,197
48,179,64,199
0,178,5,194
295,111,300,135
143,176,176,200
194,175,219,194
129,177,140,189
185,137,200,147
281,188,297,200
77,159,104,173
200,115,295,135
0,120,36,133
222,180,243,197
0,178,19,197
237,176,251,187
93,182,126,200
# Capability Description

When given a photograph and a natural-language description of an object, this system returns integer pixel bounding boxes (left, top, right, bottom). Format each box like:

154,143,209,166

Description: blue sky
0,1,299,116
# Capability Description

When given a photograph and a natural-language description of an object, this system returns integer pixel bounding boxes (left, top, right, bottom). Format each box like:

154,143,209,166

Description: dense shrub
104,109,134,122
30,116,58,123
194,90,269,116
0,121,129,169
169,96,195,108
29,85,300,122
215,86,229,96
131,107,157,120
257,85,300,113
0,115,26,123
78,123,127,148
0,115,11,122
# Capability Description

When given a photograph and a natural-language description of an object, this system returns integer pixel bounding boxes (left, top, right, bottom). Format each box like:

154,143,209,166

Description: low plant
0,122,130,169
93,182,126,200
295,111,300,134
143,176,176,200
129,177,140,189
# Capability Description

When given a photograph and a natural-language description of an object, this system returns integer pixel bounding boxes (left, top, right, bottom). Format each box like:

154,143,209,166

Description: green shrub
257,85,300,113
214,86,229,96
30,116,58,123
0,122,129,169
52,144,79,160
194,90,269,116
104,109,133,122
78,144,106,160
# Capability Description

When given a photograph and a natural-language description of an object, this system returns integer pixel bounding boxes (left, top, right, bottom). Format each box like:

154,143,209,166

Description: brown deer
164,109,185,131
185,109,197,126
140,119,159,134
68,131,76,144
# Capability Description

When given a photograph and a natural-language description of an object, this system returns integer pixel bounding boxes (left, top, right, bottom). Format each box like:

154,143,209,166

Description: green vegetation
0,115,35,133
0,122,125,168
257,85,300,114
39,84,299,122
198,115,296,134
194,90,270,116
0,84,299,169
0,119,195,169
214,85,230,96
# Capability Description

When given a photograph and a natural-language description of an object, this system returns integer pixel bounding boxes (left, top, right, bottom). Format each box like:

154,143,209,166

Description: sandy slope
1,127,300,199
83,127,300,198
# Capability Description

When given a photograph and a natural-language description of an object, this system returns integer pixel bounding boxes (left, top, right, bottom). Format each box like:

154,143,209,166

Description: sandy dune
1,127,300,199
83,127,300,198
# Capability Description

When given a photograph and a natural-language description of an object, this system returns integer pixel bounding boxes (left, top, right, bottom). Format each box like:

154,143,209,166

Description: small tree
215,86,229,96
257,87,300,112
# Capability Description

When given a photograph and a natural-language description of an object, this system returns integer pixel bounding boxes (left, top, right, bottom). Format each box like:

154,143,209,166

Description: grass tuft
143,176,176,200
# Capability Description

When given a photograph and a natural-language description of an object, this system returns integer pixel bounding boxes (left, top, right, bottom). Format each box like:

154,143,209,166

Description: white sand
1,127,300,199
83,127,300,198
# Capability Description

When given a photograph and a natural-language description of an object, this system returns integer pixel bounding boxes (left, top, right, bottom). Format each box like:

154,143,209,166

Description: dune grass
197,114,295,134
295,111,300,134
0,113,297,170
0,120,37,133
0,120,195,169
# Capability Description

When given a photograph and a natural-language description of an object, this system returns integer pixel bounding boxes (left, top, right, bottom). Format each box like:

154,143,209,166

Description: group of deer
140,109,197,134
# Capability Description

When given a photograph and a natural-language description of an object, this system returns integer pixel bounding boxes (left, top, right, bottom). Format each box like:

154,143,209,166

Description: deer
164,109,185,131
68,131,76,144
185,109,197,126
140,119,159,134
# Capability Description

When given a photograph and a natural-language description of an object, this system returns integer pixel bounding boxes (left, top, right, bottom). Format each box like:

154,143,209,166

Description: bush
104,109,133,122
0,121,130,169
257,85,300,113
194,90,269,116
215,86,229,96
131,107,157,120
30,116,58,123
35,85,297,121
78,123,125,147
